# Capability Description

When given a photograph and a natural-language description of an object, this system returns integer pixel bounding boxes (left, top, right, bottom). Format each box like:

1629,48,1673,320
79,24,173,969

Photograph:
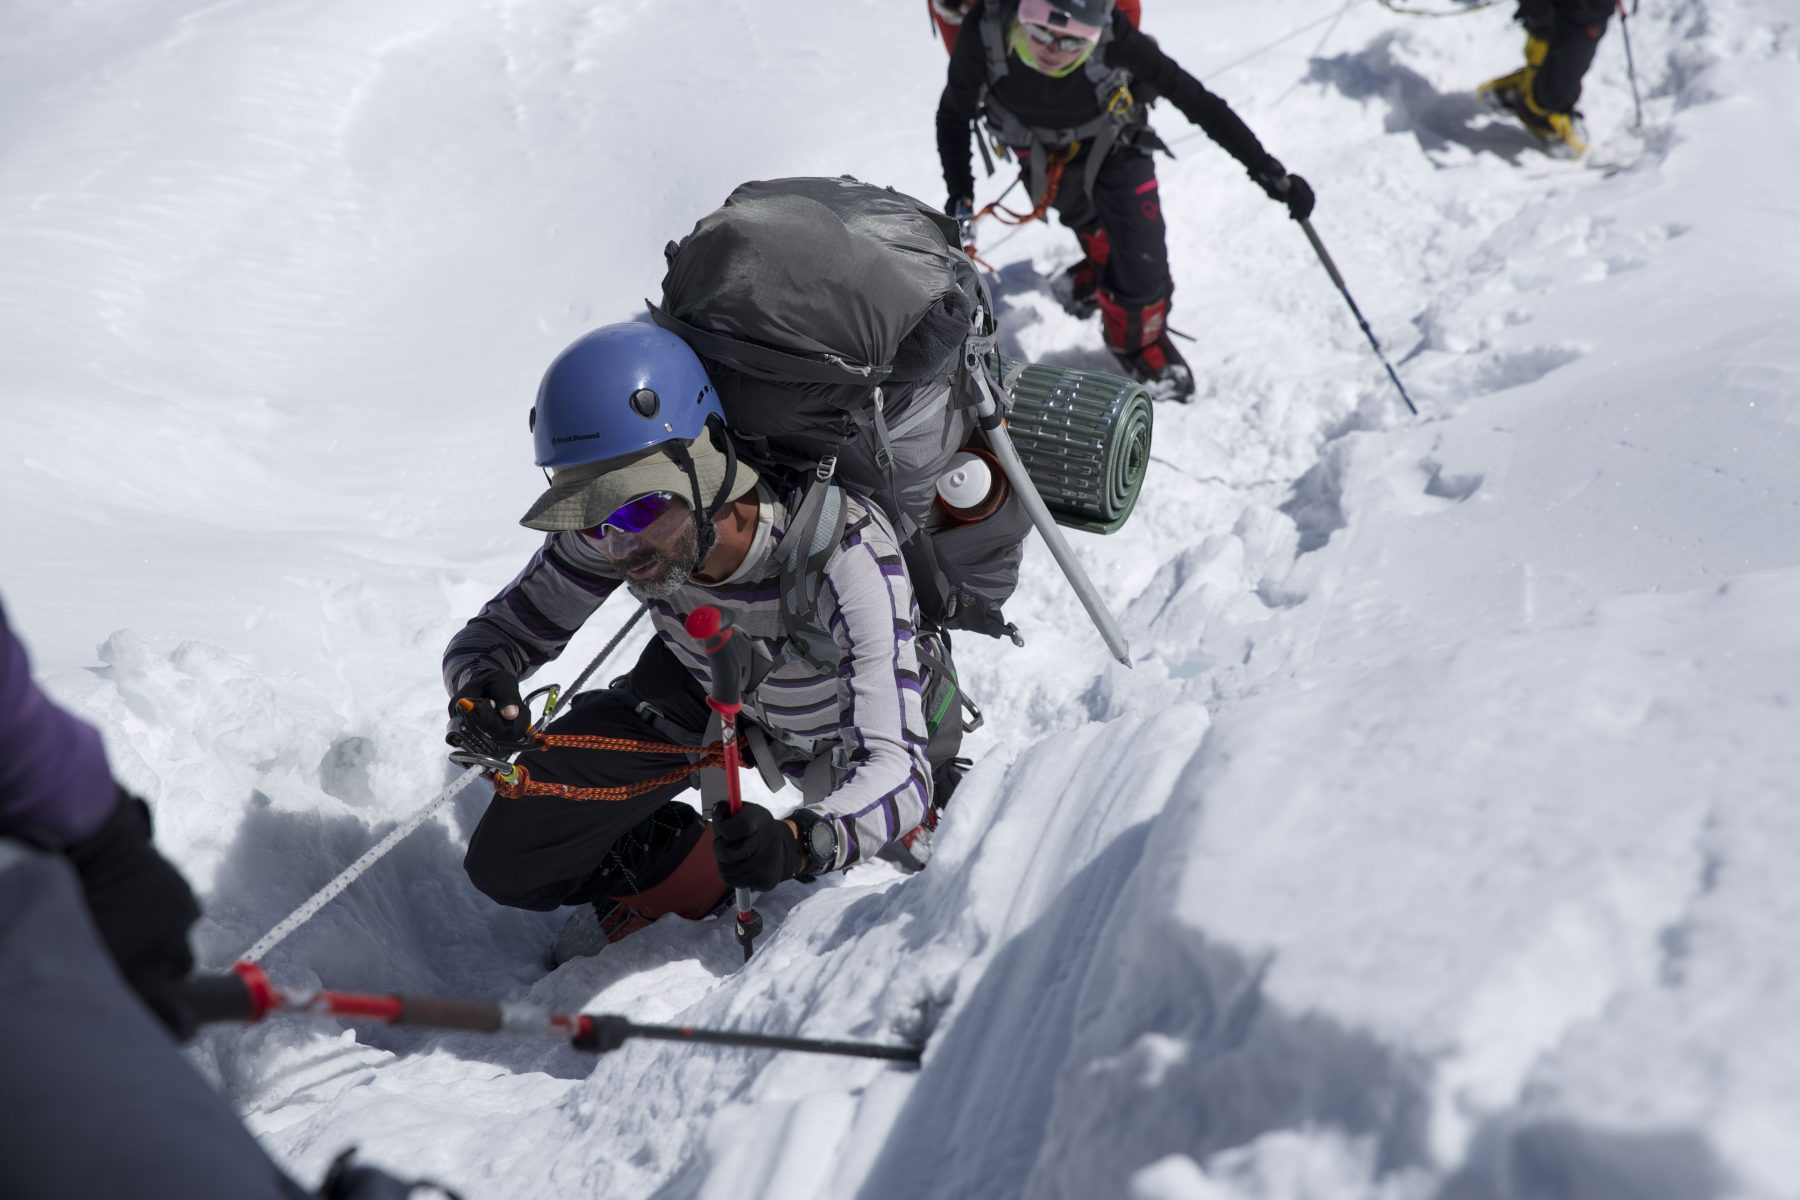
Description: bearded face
597,502,702,600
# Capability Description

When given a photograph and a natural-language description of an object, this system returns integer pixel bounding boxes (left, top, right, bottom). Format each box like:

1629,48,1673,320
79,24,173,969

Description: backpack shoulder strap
775,474,851,667
981,2,1010,84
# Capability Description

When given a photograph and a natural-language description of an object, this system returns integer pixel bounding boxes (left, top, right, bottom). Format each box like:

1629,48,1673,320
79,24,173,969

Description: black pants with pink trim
462,638,725,915
1518,0,1614,115
1043,144,1171,309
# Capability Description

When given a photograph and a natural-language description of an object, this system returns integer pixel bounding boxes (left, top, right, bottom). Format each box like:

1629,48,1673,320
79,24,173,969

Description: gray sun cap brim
519,435,760,532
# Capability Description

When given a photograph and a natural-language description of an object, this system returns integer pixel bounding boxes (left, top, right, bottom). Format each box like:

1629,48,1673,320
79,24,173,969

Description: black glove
319,1147,452,1199
710,801,804,893
447,670,530,757
1252,160,1316,221
66,791,201,1040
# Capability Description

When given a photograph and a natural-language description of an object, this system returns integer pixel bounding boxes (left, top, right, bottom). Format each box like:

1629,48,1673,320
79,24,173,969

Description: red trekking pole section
177,964,922,1063
685,605,762,962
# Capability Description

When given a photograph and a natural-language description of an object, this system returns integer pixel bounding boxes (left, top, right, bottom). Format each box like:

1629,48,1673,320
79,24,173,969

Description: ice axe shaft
1295,216,1419,416
177,963,919,1063
686,606,761,961
967,353,1133,667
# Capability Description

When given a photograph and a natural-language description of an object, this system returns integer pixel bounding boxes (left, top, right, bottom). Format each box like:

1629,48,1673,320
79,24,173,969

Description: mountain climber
937,0,1314,400
443,323,946,965
0,597,424,1199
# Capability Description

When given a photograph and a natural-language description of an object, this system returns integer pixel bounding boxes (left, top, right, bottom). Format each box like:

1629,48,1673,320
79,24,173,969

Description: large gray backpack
649,176,1032,664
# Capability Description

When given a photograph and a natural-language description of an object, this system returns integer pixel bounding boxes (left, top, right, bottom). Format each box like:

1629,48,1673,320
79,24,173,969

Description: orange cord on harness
489,732,728,803
963,146,1077,271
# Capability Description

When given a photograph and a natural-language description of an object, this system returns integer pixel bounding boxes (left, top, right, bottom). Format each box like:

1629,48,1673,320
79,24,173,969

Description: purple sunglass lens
588,491,678,538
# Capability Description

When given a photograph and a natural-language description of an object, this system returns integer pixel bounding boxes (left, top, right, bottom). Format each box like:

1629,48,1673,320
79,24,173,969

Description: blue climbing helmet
524,323,752,558
531,322,724,469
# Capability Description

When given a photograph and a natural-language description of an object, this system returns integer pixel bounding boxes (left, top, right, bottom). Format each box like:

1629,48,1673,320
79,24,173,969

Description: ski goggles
1022,21,1097,54
585,491,680,538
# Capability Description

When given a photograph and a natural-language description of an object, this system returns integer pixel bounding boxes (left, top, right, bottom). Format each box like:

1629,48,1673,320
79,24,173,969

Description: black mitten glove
1251,159,1316,221
66,791,201,1040
710,801,804,893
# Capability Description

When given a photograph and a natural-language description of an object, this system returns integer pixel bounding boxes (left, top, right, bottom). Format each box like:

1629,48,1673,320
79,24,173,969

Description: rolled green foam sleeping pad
997,356,1154,534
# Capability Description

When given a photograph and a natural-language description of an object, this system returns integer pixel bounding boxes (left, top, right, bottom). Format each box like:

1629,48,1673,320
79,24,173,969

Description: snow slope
5,0,1799,1196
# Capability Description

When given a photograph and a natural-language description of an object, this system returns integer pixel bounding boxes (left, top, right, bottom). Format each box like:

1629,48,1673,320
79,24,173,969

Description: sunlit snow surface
5,0,1799,1196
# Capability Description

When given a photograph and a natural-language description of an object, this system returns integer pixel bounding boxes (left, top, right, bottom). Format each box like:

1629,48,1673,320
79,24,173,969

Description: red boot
549,823,731,967
1097,288,1195,403
1053,228,1112,319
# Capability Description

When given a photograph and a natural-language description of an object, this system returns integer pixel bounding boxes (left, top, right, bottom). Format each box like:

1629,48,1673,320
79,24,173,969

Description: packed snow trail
5,0,1799,1197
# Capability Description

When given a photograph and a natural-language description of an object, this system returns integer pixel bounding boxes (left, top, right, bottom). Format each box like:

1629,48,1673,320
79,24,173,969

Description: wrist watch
790,809,839,879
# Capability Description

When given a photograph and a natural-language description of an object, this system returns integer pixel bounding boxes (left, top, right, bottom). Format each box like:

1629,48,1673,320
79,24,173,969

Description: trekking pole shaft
614,1020,922,1064
179,970,921,1063
717,717,757,952
1614,0,1643,128
968,359,1133,666
1296,218,1419,417
686,607,761,960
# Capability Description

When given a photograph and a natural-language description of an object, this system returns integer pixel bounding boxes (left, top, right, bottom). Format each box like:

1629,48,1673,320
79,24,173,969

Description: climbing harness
489,734,727,803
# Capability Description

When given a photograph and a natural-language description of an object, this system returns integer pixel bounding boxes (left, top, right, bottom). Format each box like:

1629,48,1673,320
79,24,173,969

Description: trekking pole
965,349,1133,667
1614,0,1643,129
1293,215,1420,416
685,606,761,961
178,963,920,1065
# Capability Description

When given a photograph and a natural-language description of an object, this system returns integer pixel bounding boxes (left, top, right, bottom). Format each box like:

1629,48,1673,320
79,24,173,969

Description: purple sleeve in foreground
0,600,118,845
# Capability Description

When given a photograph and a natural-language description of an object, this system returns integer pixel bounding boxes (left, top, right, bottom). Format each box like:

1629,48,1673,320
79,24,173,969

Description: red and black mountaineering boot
1052,228,1112,319
548,822,732,968
1098,288,1195,402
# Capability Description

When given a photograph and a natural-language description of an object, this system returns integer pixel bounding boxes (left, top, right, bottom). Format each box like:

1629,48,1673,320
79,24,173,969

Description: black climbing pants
1037,142,1171,306
462,638,716,912
1519,0,1616,114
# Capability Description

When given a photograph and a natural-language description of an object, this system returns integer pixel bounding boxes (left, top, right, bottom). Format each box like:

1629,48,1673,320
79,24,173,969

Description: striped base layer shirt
442,483,933,872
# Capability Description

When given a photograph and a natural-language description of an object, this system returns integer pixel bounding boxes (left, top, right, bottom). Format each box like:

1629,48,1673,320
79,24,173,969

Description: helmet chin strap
663,424,740,574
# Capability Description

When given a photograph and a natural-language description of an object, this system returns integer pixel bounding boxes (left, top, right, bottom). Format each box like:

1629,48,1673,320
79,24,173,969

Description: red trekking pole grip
685,606,745,715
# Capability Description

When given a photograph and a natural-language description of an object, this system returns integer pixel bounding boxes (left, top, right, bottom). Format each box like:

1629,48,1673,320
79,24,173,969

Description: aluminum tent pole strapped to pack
966,346,1134,667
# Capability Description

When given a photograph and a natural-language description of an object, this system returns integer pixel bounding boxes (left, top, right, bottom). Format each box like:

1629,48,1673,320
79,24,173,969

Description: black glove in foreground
447,670,530,756
1252,160,1317,221
66,791,201,1040
710,801,804,893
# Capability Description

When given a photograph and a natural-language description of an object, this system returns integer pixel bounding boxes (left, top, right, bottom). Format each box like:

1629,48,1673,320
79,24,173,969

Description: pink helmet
1017,0,1104,43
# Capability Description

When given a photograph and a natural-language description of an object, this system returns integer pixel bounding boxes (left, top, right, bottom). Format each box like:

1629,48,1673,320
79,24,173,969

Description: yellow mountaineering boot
1479,34,1588,158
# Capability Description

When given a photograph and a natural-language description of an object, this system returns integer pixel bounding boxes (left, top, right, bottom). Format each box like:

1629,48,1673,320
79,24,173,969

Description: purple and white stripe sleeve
441,533,620,695
807,541,932,869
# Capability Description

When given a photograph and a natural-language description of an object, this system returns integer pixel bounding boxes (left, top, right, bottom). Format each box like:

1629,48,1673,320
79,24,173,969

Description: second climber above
936,0,1314,401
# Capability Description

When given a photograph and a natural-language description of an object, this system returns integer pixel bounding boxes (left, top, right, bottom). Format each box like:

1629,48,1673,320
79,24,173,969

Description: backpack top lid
655,176,979,389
